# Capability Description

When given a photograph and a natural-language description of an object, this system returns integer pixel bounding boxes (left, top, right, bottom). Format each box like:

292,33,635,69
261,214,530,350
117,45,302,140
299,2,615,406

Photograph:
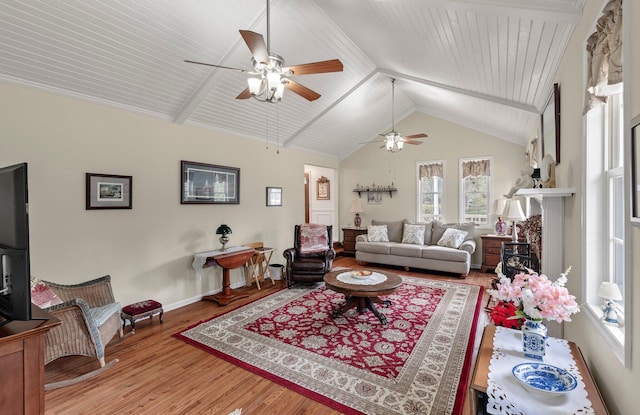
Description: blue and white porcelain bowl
512,363,577,396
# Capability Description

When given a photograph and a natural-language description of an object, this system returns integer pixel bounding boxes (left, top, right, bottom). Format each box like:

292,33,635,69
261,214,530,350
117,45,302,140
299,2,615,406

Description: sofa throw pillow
371,219,408,243
367,225,389,242
431,221,477,244
30,277,63,309
413,221,434,245
402,224,426,245
437,228,468,249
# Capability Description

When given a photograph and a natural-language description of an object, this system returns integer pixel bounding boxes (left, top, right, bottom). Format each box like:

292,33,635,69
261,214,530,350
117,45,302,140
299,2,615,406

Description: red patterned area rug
174,276,483,415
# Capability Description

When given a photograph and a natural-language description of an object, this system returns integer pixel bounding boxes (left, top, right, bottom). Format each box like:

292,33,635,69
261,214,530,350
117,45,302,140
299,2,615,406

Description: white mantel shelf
515,187,577,198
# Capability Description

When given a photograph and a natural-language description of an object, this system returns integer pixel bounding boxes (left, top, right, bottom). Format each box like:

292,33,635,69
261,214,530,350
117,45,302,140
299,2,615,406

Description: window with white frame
582,0,626,366
459,157,492,226
584,90,625,360
417,161,444,222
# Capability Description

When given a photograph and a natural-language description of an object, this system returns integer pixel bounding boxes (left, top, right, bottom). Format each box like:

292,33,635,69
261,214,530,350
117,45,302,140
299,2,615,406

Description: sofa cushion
390,243,423,258
431,221,477,244
372,219,408,243
437,228,468,248
402,224,425,245
355,241,392,255
421,246,469,262
367,225,389,242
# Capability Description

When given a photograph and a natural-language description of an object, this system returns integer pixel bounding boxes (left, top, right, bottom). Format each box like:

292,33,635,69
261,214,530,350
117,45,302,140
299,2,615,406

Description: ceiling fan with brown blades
367,78,428,152
185,0,343,103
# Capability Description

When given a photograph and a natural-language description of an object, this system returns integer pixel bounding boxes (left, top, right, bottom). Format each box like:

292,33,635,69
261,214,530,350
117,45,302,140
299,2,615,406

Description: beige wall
339,111,527,267
0,82,337,309
554,1,639,415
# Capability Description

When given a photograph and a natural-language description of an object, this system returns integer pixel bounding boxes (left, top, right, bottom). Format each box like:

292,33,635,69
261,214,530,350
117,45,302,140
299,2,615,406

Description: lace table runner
336,271,388,285
486,326,594,415
192,246,251,279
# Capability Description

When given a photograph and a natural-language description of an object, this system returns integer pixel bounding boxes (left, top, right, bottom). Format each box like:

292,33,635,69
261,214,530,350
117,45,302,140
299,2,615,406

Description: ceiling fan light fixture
266,72,281,91
385,133,403,152
247,77,263,95
273,81,285,101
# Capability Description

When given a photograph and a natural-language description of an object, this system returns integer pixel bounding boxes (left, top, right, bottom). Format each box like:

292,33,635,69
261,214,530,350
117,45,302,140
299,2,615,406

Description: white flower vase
522,319,547,360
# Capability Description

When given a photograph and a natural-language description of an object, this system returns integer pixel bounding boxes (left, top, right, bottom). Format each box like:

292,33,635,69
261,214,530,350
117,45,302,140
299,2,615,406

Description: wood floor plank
44,256,493,414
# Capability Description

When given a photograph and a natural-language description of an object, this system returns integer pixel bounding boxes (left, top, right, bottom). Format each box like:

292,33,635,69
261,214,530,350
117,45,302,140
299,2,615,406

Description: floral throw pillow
30,277,63,309
367,225,389,242
299,224,329,254
437,228,468,249
401,224,425,245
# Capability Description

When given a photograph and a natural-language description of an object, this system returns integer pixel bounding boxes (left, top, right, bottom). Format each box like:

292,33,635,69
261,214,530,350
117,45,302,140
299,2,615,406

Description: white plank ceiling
0,0,584,159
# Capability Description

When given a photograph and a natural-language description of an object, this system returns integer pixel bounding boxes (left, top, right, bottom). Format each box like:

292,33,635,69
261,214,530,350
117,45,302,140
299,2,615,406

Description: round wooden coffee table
323,269,402,325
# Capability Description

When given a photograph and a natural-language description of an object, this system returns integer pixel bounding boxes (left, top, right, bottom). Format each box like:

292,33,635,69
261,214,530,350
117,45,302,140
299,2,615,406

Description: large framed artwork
541,83,561,164
632,116,640,227
86,173,132,210
181,161,240,204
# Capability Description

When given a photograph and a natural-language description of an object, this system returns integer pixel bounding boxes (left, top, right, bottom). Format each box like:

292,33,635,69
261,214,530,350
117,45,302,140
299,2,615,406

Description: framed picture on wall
541,83,561,164
86,173,132,210
266,187,282,207
181,160,240,204
316,176,330,200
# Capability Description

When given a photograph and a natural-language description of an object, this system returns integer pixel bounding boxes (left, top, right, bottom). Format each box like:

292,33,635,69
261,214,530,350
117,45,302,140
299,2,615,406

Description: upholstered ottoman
121,300,163,333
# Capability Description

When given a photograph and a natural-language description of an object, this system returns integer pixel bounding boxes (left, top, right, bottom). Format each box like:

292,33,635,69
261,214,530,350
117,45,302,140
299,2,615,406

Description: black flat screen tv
0,162,32,322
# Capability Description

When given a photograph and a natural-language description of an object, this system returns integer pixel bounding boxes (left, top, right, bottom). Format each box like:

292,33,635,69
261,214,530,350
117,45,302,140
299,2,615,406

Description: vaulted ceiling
0,0,584,159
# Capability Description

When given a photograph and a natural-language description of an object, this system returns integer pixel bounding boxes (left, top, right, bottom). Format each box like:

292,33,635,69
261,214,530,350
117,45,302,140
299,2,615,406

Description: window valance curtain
462,159,490,178
419,162,443,179
583,0,622,114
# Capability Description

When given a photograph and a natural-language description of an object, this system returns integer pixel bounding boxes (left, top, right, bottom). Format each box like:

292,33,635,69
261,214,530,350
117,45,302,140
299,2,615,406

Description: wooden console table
193,247,255,306
0,306,61,415
469,325,609,415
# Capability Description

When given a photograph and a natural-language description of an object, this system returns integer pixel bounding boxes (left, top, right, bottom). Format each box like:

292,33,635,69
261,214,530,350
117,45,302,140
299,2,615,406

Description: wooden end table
323,269,402,325
469,325,609,415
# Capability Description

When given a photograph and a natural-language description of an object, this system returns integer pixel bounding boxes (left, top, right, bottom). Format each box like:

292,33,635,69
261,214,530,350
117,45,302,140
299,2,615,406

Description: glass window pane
612,176,623,239
613,242,624,307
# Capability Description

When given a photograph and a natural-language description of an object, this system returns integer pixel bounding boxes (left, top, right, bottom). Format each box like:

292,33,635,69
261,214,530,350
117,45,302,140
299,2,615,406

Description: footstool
121,299,163,333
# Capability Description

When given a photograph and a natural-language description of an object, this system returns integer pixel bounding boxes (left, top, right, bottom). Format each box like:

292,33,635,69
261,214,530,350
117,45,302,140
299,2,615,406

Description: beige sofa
355,219,477,278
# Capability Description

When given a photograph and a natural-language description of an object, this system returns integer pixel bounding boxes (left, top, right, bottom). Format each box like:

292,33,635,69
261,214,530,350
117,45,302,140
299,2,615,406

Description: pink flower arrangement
488,267,580,323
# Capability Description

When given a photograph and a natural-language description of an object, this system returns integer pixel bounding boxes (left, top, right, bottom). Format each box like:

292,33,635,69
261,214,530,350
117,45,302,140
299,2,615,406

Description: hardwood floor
44,257,493,415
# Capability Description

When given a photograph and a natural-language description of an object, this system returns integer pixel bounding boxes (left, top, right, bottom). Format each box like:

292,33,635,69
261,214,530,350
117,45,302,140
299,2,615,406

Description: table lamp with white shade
597,282,623,325
502,199,526,242
349,198,365,228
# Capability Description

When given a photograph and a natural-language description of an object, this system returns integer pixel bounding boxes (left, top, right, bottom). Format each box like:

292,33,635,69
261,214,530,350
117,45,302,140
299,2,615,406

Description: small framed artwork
86,173,132,210
367,192,382,205
631,116,640,226
316,176,330,200
181,161,240,204
266,187,282,207
541,83,561,164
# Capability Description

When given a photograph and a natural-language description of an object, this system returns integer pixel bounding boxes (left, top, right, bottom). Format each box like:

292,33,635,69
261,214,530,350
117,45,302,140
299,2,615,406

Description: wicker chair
41,275,123,390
